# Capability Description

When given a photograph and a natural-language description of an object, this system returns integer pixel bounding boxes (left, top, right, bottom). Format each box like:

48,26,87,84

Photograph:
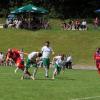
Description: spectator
94,17,99,28
65,55,72,69
0,52,4,66
81,19,87,30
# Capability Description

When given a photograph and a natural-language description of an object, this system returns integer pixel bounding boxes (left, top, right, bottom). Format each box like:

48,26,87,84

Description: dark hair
38,53,42,57
45,41,50,44
61,54,65,57
97,48,100,53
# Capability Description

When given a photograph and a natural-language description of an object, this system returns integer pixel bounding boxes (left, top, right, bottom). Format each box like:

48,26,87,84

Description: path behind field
73,65,96,70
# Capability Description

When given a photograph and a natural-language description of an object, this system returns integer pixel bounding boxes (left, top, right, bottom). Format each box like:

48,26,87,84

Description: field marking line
71,96,100,100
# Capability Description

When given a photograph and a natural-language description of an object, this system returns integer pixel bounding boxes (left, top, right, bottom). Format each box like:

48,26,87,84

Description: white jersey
28,52,38,60
54,56,65,67
66,56,72,62
41,46,52,58
0,54,3,60
82,21,87,26
54,56,61,59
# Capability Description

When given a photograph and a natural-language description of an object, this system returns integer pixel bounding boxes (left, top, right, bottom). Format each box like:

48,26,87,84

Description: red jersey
7,49,21,63
12,51,21,62
94,52,100,61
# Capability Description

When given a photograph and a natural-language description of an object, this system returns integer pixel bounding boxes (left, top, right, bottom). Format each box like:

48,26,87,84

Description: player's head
37,52,42,57
45,41,50,47
20,48,23,52
8,48,12,53
61,54,65,60
96,48,100,53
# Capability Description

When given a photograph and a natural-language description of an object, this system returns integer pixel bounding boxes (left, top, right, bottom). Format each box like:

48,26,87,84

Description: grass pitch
0,27,100,65
0,66,100,100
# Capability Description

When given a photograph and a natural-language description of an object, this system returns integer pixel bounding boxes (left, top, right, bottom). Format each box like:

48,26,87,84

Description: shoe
14,70,17,74
30,76,35,80
21,76,24,80
51,77,55,80
45,76,49,78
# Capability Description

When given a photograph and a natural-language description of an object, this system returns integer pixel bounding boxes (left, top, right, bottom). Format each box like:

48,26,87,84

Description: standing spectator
65,55,72,69
41,41,54,78
71,20,75,30
75,19,80,30
0,52,4,66
94,17,99,28
81,19,87,30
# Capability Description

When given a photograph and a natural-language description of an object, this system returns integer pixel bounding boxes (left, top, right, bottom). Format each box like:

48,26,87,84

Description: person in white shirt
0,52,4,65
52,54,65,79
65,55,72,69
23,51,42,80
81,19,87,30
41,41,54,78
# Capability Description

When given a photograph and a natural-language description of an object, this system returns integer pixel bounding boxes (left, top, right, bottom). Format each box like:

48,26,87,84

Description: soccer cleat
30,76,35,80
14,69,17,73
21,76,24,80
51,77,55,80
45,76,49,79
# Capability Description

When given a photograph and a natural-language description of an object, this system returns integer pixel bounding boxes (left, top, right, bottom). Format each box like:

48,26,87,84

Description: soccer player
52,54,65,79
94,48,100,74
24,51,42,80
6,48,32,79
41,41,54,78
12,48,28,73
19,48,28,65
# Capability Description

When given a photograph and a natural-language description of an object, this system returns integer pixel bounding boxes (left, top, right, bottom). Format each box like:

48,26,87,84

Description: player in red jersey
6,48,24,70
94,48,100,74
6,48,34,80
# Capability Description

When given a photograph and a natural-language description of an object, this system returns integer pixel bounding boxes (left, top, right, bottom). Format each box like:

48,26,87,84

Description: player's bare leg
15,67,19,73
32,67,38,80
52,68,57,79
44,67,49,78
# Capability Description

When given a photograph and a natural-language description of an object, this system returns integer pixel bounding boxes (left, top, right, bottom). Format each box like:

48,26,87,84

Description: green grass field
0,66,100,100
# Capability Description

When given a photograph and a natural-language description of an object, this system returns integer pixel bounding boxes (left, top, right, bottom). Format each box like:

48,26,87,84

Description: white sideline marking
71,96,100,100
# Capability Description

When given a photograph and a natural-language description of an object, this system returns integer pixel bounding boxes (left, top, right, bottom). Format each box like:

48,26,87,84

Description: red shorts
16,58,24,70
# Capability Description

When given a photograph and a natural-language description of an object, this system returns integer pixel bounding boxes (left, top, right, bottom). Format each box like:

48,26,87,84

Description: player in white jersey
23,51,42,80
41,41,54,78
52,54,65,79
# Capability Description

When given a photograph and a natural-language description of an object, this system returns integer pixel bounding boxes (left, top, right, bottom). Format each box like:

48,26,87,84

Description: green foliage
0,0,100,18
